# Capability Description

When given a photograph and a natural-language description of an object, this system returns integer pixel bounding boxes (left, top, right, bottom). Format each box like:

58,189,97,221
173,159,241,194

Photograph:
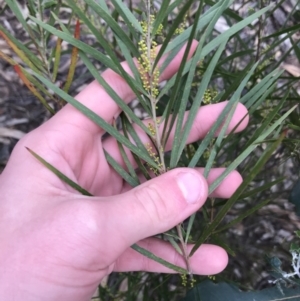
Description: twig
143,0,192,275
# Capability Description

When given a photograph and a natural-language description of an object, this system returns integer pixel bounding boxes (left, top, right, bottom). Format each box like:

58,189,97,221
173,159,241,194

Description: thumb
97,168,208,251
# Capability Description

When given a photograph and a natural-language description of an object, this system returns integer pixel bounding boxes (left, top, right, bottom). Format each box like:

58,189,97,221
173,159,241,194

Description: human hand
0,42,249,301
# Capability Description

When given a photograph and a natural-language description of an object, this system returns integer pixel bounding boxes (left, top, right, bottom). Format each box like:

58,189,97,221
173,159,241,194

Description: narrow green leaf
79,51,151,135
288,124,300,131
185,62,262,239
290,37,300,65
208,105,296,195
4,0,49,72
13,65,55,115
21,68,57,101
49,11,70,33
0,25,43,73
244,90,289,149
52,36,62,82
160,5,272,102
64,0,139,66
205,0,243,22
256,31,294,68
115,36,141,84
5,0,30,37
204,104,237,178
168,0,230,168
84,0,139,57
131,244,187,274
121,116,152,181
205,60,266,177
29,16,120,73
201,5,272,56
44,0,62,43
121,117,149,154
164,0,183,16
217,49,254,66
0,49,16,65
26,0,37,16
221,83,277,148
188,62,259,168
185,213,196,244
262,24,300,39
115,121,140,184
95,0,109,12
238,177,285,200
241,70,282,107
165,235,183,256
163,1,225,55
31,70,159,169
164,1,270,57
26,147,92,196
158,0,226,76
218,63,253,103
40,25,146,120
51,4,148,112
159,42,186,88
177,42,229,167
160,79,185,148
63,20,80,93
152,0,171,35
271,39,296,72
110,0,143,34
215,199,271,233
210,236,236,257
153,0,195,71
190,130,287,256
114,37,151,115
14,67,55,103
104,150,139,187
67,0,140,60
162,0,210,154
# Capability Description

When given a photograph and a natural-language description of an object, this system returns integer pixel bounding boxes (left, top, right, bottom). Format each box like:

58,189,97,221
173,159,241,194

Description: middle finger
103,101,248,171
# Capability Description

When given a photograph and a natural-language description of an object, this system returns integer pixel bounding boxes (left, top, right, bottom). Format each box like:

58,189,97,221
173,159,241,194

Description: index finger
51,41,198,136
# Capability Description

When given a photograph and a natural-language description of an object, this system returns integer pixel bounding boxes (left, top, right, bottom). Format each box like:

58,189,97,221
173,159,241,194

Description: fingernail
177,172,201,204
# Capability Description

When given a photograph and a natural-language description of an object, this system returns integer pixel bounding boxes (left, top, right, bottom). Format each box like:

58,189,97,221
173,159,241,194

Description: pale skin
0,42,249,300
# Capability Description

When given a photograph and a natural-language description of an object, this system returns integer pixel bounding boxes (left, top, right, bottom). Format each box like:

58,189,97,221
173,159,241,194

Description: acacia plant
1,0,299,299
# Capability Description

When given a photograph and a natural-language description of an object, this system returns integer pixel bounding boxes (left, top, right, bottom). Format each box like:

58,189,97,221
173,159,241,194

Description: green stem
176,224,193,275
146,0,166,173
144,0,190,274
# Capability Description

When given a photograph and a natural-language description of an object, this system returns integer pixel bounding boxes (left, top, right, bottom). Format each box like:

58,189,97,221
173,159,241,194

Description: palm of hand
0,78,145,299
1,122,122,298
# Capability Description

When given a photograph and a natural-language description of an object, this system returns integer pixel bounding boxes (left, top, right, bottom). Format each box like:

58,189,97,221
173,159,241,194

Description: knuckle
133,183,172,225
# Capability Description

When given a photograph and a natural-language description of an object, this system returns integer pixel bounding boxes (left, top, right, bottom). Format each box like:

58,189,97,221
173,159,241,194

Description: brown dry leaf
282,63,300,77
